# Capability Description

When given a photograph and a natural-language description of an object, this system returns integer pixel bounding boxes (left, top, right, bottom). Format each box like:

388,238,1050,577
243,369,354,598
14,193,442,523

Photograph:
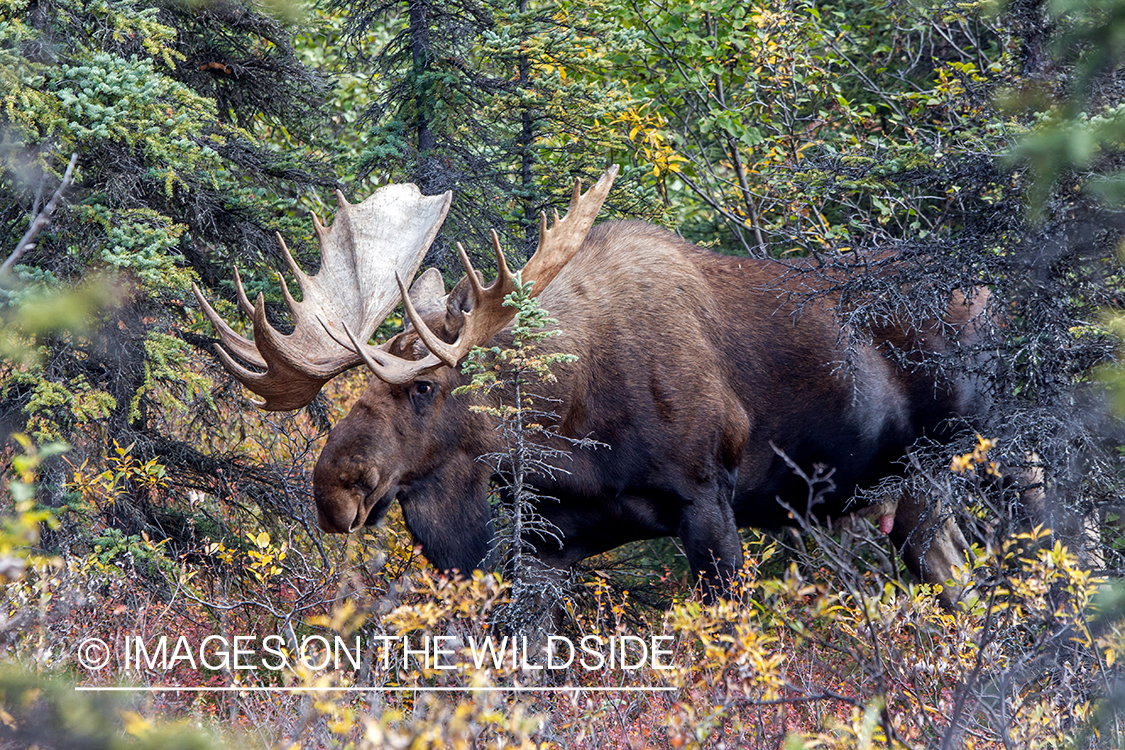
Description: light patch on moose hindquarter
846,343,910,445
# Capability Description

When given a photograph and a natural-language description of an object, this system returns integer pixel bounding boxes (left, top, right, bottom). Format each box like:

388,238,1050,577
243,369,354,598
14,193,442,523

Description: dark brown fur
314,221,986,597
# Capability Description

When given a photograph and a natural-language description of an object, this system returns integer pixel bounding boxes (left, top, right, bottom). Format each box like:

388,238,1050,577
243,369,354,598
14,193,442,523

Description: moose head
193,168,618,573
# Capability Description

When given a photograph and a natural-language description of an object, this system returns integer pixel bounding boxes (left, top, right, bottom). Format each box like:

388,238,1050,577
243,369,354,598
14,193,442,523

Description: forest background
2,0,1125,746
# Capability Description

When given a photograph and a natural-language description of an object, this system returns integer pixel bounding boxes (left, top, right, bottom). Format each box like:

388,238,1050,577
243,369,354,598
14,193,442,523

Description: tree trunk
517,0,536,248
409,1,436,191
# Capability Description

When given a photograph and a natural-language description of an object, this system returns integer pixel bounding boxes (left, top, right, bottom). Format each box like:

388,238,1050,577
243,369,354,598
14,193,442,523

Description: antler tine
311,211,328,242
340,321,393,379
192,281,267,369
276,232,313,300
396,272,462,368
388,166,617,378
232,268,256,318
339,320,444,385
456,242,485,301
193,182,453,409
275,271,300,313
210,340,269,395
490,229,513,292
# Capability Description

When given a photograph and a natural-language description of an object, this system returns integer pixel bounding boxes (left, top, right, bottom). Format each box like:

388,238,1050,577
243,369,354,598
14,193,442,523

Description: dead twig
2,152,79,279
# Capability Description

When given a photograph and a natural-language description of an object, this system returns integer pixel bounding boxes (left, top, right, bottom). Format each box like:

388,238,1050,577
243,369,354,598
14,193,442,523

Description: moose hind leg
890,492,969,607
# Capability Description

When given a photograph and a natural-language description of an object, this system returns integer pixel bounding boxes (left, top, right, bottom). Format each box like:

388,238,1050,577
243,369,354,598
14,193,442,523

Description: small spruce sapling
453,275,599,636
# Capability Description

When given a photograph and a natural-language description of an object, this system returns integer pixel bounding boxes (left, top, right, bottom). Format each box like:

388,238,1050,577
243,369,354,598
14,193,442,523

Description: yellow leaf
255,531,270,548
120,710,151,737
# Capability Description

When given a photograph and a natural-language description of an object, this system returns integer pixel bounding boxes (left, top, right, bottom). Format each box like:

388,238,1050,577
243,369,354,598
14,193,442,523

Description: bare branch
2,152,79,279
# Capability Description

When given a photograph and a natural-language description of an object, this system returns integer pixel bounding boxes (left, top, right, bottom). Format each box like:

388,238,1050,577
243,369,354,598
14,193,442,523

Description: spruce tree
335,0,656,271
0,0,336,552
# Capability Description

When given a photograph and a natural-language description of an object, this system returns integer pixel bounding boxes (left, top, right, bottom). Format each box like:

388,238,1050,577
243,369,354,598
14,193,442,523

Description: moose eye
409,381,436,412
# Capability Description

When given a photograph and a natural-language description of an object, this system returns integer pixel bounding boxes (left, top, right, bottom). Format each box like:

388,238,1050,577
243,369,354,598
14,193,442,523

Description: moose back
195,167,984,599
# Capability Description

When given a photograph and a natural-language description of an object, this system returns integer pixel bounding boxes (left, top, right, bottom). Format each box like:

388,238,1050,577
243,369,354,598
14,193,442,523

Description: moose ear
406,268,447,321
402,269,482,350
446,270,484,318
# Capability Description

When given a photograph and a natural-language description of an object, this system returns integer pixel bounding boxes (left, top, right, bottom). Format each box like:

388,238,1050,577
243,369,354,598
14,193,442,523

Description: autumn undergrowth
0,411,1121,749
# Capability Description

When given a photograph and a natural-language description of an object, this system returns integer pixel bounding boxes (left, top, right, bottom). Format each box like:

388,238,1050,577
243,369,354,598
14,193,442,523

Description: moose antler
192,184,453,410
337,165,618,384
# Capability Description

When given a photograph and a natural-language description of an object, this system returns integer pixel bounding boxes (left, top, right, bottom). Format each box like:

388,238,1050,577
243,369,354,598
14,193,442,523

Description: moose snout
313,443,382,533
314,474,374,533
314,465,392,533
316,498,362,534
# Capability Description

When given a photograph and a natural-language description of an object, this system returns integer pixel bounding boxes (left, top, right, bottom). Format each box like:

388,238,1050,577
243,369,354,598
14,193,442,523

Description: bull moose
194,166,984,600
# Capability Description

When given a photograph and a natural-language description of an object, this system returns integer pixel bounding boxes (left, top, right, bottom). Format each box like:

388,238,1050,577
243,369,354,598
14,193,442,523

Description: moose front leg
677,487,743,603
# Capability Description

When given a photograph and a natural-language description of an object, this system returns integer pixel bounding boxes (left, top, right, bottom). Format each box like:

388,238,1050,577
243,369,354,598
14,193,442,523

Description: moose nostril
316,471,380,534
347,503,372,533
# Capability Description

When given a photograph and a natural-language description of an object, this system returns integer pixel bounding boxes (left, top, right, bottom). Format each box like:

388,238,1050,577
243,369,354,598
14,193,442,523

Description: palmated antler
338,165,618,384
193,184,453,410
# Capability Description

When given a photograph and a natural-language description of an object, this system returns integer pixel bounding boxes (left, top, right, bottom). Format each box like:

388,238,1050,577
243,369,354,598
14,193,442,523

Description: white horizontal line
75,685,675,693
